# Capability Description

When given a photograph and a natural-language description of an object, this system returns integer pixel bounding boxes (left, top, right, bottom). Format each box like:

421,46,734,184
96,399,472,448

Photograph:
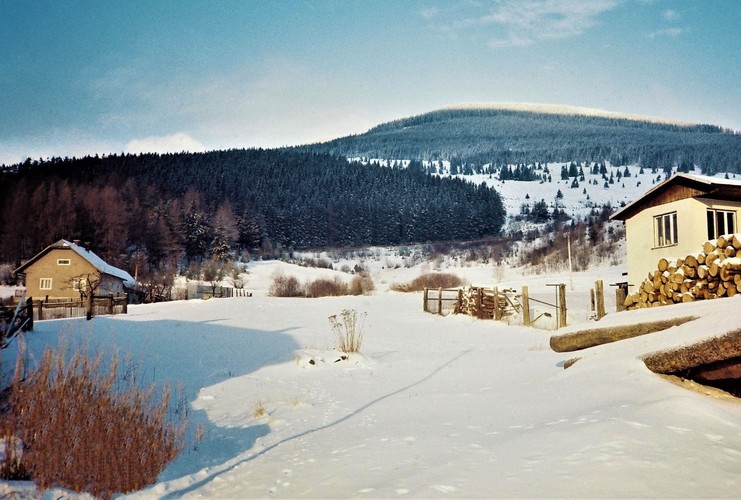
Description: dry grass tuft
329,309,366,353
252,400,267,419
0,347,184,498
390,272,465,292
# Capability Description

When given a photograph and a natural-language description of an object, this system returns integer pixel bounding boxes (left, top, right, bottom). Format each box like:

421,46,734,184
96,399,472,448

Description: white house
610,173,741,290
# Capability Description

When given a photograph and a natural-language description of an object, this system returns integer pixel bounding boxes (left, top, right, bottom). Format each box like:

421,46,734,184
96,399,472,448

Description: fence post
108,294,114,315
595,280,605,320
123,296,128,314
558,284,567,328
521,286,530,326
457,288,463,314
437,287,443,315
423,288,428,312
615,286,626,312
493,287,501,320
37,300,44,321
25,297,33,331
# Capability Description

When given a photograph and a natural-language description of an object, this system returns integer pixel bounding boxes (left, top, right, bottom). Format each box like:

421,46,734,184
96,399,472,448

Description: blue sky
1,0,739,165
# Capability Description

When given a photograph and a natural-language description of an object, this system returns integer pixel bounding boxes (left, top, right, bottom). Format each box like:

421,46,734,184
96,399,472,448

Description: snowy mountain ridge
442,102,694,127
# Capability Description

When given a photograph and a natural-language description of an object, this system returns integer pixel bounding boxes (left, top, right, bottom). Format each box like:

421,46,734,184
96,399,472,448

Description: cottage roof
610,173,741,221
15,239,136,287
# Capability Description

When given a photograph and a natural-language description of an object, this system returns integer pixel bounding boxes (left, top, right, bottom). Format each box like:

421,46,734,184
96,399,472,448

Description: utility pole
567,233,573,291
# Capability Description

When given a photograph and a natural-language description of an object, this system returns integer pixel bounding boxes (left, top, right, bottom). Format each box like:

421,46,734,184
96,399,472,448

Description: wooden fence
26,295,128,321
424,284,568,329
422,288,461,316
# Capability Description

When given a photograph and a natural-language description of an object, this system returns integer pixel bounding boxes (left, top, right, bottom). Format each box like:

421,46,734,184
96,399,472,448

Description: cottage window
706,209,736,240
653,212,678,248
40,278,52,290
57,258,71,265
73,278,87,291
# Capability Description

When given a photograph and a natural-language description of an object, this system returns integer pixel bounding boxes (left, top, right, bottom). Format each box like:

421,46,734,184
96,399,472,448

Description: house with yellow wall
14,239,136,300
611,173,741,291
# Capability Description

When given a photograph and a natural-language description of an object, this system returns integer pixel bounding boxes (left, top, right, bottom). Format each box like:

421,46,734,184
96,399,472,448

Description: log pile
625,234,741,309
458,286,513,319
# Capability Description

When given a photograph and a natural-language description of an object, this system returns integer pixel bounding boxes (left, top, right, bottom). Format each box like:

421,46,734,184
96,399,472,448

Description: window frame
39,278,52,290
57,258,71,265
706,209,737,240
73,277,87,292
653,211,678,248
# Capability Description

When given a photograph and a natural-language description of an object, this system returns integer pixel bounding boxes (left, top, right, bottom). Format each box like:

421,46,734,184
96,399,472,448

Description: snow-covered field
2,259,740,498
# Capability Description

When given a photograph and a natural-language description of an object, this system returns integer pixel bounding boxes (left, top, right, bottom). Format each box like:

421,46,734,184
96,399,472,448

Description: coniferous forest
0,149,505,270
3,106,739,280
299,108,741,174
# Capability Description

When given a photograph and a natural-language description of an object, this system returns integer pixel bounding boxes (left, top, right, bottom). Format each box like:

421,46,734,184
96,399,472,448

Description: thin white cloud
662,9,680,22
125,133,206,155
648,27,683,39
430,0,622,48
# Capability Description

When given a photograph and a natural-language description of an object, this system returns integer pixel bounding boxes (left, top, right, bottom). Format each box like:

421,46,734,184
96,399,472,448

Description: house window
57,258,71,265
73,278,87,292
707,209,736,240
653,212,678,248
40,278,52,290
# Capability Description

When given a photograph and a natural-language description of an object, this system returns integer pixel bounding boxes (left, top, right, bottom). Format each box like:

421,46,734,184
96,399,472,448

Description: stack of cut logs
459,286,511,319
625,234,741,309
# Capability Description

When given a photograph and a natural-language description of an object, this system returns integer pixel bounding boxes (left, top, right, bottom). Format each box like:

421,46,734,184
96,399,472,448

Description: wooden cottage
14,239,136,301
610,173,741,290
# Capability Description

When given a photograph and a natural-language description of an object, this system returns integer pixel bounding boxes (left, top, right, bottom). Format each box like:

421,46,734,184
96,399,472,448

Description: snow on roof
14,239,137,288
56,240,136,287
611,172,741,221
677,172,741,187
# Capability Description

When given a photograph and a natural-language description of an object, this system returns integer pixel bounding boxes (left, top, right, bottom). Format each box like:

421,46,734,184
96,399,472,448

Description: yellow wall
625,198,741,290
23,248,125,300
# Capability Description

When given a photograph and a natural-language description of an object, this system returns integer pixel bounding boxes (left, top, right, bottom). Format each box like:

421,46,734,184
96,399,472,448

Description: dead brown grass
390,272,465,292
0,347,184,498
549,316,698,352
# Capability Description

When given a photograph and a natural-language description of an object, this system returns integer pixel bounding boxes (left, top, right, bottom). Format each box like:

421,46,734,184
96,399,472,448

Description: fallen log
549,316,698,353
643,329,741,375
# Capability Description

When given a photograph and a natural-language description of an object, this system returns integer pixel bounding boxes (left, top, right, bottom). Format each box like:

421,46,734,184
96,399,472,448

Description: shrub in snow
269,272,303,297
329,309,366,353
348,275,375,296
390,272,465,292
305,277,349,297
0,347,184,498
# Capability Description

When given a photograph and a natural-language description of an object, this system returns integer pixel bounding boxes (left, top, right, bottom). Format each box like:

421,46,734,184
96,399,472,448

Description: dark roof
610,173,741,221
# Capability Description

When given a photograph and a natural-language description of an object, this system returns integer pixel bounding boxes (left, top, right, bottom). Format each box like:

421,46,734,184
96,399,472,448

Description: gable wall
24,248,99,299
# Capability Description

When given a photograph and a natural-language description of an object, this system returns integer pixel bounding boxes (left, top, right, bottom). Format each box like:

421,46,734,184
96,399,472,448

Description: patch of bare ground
549,316,698,353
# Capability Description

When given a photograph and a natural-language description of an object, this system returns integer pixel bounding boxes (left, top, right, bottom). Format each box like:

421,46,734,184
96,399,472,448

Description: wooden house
14,239,136,300
610,173,741,290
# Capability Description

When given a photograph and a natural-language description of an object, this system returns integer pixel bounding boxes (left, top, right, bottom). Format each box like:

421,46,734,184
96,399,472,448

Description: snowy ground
2,259,740,498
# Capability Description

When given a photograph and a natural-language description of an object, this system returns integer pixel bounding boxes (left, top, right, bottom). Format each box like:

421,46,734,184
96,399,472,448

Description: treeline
0,149,505,272
298,108,740,174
